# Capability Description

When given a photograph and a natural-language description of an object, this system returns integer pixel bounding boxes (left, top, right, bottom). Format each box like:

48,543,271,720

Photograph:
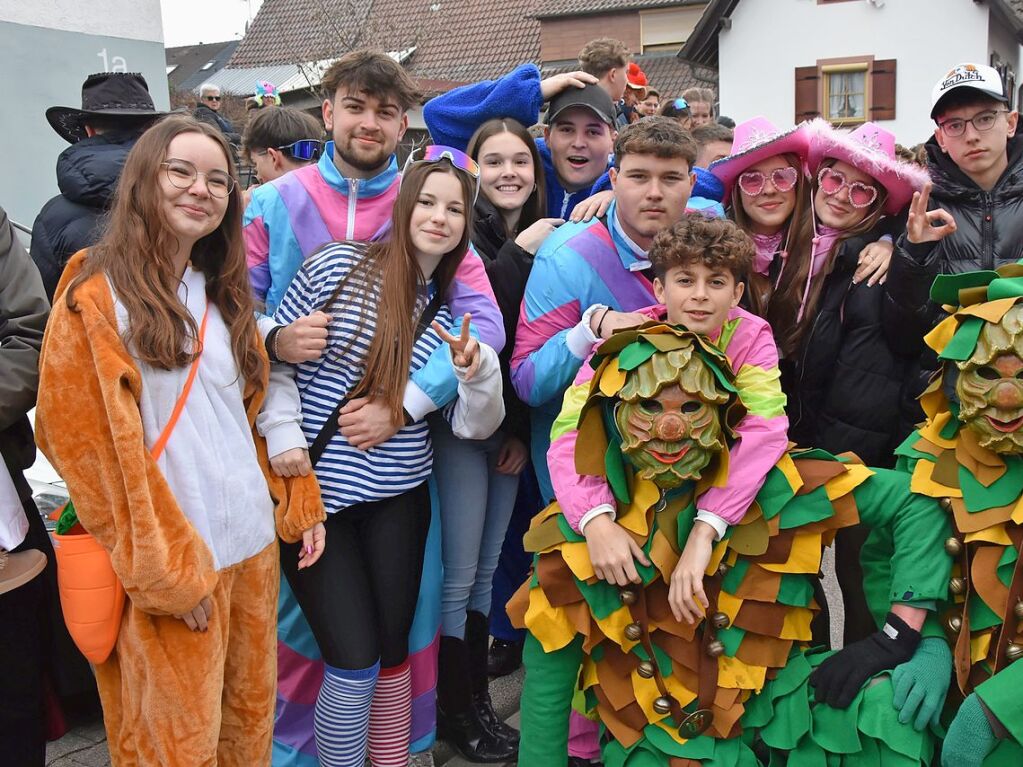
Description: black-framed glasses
204,95,222,102
161,159,236,198
937,109,1009,137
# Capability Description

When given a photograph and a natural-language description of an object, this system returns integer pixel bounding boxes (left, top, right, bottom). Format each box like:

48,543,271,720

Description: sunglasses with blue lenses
279,139,322,161
403,144,481,202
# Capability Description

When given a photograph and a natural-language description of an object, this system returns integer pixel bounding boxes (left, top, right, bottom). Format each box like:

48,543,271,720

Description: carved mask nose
656,413,686,441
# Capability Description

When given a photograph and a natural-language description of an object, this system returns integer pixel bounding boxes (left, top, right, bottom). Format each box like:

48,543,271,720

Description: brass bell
944,537,963,557
624,622,643,641
946,614,963,634
653,696,674,715
1007,643,1023,662
949,577,966,595
939,497,953,513
707,639,725,657
1015,601,1023,621
677,709,713,738
619,587,638,606
637,661,655,679
711,612,730,630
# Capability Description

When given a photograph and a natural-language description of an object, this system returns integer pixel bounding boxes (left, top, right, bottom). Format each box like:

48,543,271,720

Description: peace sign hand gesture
433,313,481,381
907,182,957,245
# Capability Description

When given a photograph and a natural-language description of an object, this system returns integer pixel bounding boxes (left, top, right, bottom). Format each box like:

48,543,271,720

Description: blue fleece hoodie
423,64,613,219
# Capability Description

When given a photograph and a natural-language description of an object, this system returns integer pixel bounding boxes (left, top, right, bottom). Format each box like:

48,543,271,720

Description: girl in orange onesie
35,115,325,767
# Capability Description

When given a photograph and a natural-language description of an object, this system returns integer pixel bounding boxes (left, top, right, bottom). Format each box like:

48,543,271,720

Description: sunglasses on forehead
402,145,481,202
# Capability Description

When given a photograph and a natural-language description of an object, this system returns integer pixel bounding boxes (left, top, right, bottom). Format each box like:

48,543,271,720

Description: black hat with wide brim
46,72,169,144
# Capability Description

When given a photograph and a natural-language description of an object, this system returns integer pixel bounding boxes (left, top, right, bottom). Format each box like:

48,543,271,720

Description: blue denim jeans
429,414,520,639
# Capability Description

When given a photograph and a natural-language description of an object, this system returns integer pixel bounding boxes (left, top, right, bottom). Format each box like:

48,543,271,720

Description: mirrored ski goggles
279,139,322,161
403,144,481,202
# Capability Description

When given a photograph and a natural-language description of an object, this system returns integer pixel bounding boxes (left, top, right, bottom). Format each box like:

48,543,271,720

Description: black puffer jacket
782,225,938,467
471,197,535,444
897,133,1023,273
30,131,140,300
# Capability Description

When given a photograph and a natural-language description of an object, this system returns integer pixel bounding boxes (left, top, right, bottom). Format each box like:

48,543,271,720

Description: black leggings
280,482,431,670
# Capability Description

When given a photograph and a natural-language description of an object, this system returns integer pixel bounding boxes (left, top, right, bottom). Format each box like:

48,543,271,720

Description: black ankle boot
466,611,520,745
487,638,523,678
437,635,518,763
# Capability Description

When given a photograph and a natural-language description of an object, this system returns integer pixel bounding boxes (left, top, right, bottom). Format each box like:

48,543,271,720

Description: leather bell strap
623,573,721,731
992,526,1023,676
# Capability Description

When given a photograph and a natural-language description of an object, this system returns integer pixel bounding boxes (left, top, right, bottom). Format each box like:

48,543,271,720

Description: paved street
46,548,843,767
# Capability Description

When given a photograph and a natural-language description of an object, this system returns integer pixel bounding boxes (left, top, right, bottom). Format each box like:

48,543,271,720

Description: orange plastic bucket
51,526,125,664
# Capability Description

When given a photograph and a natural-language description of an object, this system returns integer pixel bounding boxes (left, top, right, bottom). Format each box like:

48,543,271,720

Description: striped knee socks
368,661,412,767
314,661,379,767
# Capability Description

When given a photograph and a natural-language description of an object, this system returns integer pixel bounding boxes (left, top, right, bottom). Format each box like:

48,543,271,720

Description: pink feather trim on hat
804,118,930,215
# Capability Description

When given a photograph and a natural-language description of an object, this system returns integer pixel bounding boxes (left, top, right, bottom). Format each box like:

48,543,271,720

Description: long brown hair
324,160,477,421
67,115,265,389
466,118,547,237
737,155,886,356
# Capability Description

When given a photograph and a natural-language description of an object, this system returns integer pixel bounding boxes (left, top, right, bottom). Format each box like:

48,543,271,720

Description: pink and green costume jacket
549,304,789,536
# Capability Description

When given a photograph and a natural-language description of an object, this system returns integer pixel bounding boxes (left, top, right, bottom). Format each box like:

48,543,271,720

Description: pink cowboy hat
805,119,930,215
709,116,811,204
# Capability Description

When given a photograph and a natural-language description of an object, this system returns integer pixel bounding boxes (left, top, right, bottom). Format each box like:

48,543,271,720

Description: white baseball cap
931,63,1009,119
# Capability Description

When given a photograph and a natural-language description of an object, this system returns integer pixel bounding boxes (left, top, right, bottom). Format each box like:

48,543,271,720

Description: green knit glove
941,693,996,767
891,637,952,731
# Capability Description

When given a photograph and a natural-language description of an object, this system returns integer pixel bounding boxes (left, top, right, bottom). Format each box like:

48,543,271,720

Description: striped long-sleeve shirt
548,304,789,535
265,242,484,512
243,144,505,420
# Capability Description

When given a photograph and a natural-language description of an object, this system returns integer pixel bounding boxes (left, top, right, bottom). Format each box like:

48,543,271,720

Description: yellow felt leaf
971,631,992,663
717,590,743,625
965,526,1014,546
910,457,961,499
761,531,823,574
632,671,663,719
918,411,958,450
776,453,804,495
595,604,637,650
561,542,596,582
581,658,599,691
1011,496,1023,527
661,673,698,712
706,537,731,575
780,607,814,641
924,315,958,356
824,464,875,500
618,479,658,537
524,587,577,652
957,297,1019,324
717,653,767,691
598,357,627,397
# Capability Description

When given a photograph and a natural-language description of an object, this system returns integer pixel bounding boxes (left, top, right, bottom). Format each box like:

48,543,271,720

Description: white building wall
717,0,991,143
0,1,168,234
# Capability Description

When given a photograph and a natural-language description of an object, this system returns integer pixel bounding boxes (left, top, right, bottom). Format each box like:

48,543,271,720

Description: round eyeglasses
161,159,236,198
937,109,1009,138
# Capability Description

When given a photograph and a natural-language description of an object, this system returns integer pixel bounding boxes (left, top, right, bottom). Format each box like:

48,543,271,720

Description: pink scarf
751,232,784,277
795,224,844,322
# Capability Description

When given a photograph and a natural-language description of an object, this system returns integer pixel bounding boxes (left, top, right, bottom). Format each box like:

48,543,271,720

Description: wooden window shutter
870,59,896,120
795,66,820,123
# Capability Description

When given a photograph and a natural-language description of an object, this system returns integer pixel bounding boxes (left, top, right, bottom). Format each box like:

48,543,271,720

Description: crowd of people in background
4,32,1023,767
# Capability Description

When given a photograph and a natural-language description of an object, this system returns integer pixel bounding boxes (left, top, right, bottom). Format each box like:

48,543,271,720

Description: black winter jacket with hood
30,131,140,300
470,197,535,444
782,224,938,467
897,133,1023,273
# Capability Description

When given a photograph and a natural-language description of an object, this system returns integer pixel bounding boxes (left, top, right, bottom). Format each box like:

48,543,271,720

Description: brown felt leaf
971,545,1010,619
575,407,609,476
792,459,849,495
932,448,963,489
954,497,1015,533
522,516,568,553
729,514,770,556
537,553,584,607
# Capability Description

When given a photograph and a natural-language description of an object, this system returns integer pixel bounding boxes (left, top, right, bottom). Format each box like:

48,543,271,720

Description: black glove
809,612,921,709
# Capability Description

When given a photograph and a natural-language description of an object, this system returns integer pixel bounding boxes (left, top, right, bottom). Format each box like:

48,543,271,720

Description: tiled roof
166,40,240,91
545,52,713,98
534,0,700,19
229,0,540,86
